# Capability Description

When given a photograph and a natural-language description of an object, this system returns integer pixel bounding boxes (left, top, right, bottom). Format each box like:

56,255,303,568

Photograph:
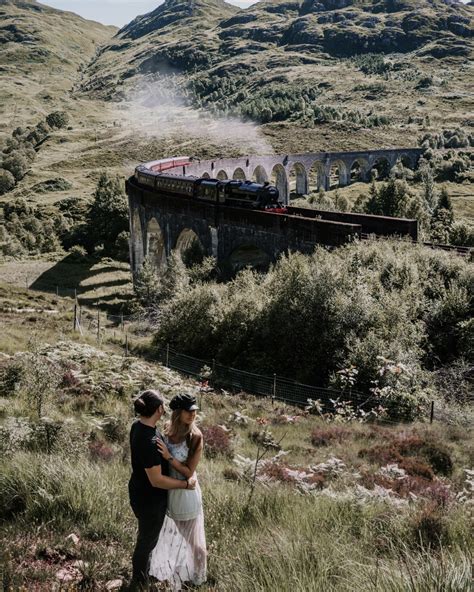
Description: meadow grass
0,447,471,591
0,284,472,590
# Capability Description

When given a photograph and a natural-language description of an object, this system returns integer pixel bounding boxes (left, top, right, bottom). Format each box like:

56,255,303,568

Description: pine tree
434,186,454,224
133,257,161,308
431,186,454,242
420,163,437,212
365,180,382,214
87,172,129,256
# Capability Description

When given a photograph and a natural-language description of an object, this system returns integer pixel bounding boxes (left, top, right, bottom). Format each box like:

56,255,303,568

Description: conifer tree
365,180,381,214
87,172,129,256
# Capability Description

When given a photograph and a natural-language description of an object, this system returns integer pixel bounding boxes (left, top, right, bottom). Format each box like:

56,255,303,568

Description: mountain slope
79,0,473,151
83,0,238,97
0,0,116,134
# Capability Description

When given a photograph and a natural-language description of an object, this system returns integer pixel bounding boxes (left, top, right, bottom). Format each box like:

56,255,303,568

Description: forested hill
79,0,473,149
0,0,116,134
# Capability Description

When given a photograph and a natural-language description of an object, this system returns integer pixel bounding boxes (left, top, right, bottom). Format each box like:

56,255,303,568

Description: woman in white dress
149,393,207,590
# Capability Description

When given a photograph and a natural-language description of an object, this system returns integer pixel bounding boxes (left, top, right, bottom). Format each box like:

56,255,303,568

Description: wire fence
70,304,447,425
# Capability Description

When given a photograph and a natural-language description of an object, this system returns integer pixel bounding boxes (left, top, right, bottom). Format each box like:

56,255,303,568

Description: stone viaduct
180,148,423,204
127,148,422,275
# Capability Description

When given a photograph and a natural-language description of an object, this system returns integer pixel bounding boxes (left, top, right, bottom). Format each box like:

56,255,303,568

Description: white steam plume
111,76,273,163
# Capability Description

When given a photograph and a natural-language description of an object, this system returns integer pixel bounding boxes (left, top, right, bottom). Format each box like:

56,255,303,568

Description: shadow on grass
30,255,132,312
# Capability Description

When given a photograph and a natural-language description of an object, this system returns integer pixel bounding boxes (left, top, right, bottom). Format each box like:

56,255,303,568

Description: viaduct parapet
127,148,422,275
177,148,423,204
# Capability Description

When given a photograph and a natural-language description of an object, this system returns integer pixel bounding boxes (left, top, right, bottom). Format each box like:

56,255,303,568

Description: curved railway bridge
181,148,423,204
126,149,469,275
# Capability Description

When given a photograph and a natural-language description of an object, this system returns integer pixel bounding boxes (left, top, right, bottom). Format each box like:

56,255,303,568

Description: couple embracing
128,389,206,591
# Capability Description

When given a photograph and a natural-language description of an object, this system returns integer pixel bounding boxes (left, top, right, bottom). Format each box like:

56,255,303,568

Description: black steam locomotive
135,164,283,211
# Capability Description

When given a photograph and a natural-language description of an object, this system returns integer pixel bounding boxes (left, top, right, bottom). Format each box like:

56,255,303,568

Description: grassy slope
82,0,474,150
0,283,472,590
0,257,133,313
0,0,116,136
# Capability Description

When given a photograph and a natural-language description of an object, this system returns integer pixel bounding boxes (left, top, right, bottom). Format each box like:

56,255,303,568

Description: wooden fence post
166,343,170,367
125,333,129,356
430,400,434,424
73,304,77,332
97,309,100,342
272,373,277,407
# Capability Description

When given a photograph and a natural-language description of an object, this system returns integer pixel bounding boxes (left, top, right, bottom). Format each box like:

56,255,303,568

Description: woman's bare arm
145,464,196,489
157,433,203,479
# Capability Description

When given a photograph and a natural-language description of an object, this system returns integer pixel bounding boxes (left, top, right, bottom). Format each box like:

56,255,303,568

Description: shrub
249,430,281,450
15,351,61,418
2,152,28,182
311,426,351,447
398,457,434,480
88,439,115,462
260,462,298,483
101,415,127,443
421,442,453,476
359,432,453,477
450,222,474,247
416,76,433,89
410,504,448,549
150,240,472,409
114,230,130,261
68,244,87,260
46,111,69,129
0,359,24,396
201,425,233,458
0,169,15,194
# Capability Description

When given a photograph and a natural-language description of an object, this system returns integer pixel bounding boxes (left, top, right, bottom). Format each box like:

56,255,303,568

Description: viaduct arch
181,148,422,205
127,148,422,275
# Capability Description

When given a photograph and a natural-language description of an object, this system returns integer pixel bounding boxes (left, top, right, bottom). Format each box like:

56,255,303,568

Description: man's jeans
130,498,167,588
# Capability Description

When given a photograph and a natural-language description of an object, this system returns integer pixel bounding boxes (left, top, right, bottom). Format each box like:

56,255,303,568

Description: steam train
134,158,285,211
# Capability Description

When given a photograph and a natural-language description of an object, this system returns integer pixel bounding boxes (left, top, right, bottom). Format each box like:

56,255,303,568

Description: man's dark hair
133,390,164,417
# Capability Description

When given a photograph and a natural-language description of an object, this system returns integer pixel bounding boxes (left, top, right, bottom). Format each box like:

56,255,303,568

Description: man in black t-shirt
128,390,196,591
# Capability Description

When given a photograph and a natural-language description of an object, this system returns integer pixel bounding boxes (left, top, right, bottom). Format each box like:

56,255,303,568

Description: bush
450,222,474,247
2,152,28,182
0,169,15,194
410,504,449,549
421,442,453,476
68,244,88,260
0,360,24,396
46,111,69,129
88,438,116,462
201,425,233,458
311,426,351,447
149,241,472,416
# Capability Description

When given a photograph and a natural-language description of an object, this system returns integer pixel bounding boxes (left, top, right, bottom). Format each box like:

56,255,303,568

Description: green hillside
0,0,116,137
80,0,473,150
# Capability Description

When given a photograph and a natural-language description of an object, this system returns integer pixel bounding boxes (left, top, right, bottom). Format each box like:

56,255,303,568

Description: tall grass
3,449,471,590
0,339,472,590
0,452,131,541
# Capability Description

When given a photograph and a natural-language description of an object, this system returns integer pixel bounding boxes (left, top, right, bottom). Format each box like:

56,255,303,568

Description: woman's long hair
164,410,200,455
